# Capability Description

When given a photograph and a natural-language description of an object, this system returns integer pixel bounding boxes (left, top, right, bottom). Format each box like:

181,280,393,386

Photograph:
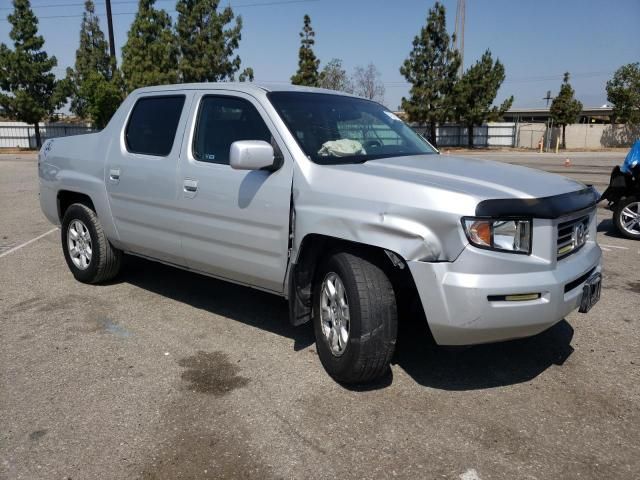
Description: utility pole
105,0,116,67
454,0,466,77
543,90,552,107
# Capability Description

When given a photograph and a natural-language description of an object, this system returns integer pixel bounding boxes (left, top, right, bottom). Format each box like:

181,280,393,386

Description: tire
312,251,397,384
613,196,640,240
61,203,122,283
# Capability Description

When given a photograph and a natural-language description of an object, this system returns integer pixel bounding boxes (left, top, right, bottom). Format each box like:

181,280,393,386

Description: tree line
289,15,386,104
0,0,252,146
285,3,639,148
289,7,512,147
0,0,638,148
286,7,512,147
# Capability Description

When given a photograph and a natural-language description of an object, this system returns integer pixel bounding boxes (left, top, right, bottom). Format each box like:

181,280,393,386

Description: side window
125,96,185,156
193,96,272,164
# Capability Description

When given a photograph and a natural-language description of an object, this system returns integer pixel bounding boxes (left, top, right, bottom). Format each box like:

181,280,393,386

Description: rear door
105,92,192,265
178,91,294,293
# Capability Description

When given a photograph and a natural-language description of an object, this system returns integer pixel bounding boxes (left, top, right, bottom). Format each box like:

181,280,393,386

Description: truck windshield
268,92,437,165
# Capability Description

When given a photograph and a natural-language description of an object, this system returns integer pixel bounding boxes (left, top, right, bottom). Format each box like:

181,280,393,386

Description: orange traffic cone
564,158,571,167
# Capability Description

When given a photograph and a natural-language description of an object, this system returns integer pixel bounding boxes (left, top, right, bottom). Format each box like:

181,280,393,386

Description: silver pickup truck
39,83,602,383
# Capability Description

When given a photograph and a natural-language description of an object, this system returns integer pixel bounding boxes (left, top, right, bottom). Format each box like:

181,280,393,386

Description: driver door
177,91,294,293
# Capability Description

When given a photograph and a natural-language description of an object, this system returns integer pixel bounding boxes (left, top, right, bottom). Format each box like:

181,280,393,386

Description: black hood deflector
475,187,600,219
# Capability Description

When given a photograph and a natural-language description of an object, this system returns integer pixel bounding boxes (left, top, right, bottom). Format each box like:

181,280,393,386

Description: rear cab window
125,95,186,156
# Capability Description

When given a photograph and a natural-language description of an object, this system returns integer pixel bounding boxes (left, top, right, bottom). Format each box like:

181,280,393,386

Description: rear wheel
312,251,397,384
61,203,122,283
614,196,640,240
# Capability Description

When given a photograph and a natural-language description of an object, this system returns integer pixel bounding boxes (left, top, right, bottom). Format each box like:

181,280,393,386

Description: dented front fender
290,163,473,264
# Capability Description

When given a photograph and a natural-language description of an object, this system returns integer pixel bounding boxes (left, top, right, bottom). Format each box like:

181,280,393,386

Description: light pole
105,0,116,67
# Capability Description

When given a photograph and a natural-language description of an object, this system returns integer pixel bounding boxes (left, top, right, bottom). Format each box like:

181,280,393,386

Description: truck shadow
119,255,315,352
597,218,626,239
393,315,574,391
119,256,574,391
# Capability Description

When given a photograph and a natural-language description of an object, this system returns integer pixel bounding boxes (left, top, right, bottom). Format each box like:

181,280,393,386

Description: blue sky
1,0,639,110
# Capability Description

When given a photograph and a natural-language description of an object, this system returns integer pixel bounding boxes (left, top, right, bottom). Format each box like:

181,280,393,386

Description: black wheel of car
613,195,640,240
312,251,398,384
61,203,122,283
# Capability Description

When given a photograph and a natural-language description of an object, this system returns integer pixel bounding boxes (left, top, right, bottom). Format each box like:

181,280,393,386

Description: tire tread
62,203,122,284
315,251,397,384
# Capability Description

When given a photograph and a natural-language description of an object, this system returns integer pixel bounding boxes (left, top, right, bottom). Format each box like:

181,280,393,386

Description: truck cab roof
130,82,360,98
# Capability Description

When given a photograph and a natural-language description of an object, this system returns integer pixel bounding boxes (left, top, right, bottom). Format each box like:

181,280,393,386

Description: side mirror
230,140,276,171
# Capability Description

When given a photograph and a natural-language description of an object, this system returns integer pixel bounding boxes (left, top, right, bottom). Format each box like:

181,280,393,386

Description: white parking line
599,244,629,250
0,228,58,259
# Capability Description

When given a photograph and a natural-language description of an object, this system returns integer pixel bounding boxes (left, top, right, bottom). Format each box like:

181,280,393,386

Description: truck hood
295,154,593,263
333,154,585,201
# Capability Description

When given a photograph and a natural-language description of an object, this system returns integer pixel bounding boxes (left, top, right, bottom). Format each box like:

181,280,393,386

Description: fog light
504,293,541,301
488,293,541,302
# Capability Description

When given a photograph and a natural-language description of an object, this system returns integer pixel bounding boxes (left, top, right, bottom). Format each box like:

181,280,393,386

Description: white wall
516,123,547,149
516,123,639,149
0,121,92,148
552,123,640,149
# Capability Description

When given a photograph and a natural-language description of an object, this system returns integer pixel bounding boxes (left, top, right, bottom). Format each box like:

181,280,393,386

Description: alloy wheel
620,201,640,236
67,219,92,270
319,272,351,356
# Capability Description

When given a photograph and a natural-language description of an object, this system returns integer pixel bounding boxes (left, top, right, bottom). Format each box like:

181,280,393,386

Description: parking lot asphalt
1,151,639,480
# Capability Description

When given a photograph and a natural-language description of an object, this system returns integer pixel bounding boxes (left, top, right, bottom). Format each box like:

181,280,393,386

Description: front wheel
613,196,640,240
61,203,123,283
312,251,398,384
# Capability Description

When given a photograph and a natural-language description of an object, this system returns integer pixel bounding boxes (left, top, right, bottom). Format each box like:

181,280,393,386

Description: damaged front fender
291,203,467,264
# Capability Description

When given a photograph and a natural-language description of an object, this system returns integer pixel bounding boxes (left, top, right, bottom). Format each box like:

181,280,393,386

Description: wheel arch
57,190,96,221
287,233,423,327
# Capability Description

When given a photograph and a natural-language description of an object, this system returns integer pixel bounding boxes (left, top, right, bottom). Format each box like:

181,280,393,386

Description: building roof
505,106,613,115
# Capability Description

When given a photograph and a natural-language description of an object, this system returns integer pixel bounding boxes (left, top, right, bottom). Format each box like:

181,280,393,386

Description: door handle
109,168,120,182
183,179,198,195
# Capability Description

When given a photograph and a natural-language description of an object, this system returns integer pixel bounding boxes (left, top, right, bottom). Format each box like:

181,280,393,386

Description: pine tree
550,72,582,149
121,0,178,91
74,0,111,83
290,14,319,86
77,71,124,128
66,0,122,127
606,63,640,125
400,2,460,147
452,50,513,148
0,0,67,147
176,0,248,82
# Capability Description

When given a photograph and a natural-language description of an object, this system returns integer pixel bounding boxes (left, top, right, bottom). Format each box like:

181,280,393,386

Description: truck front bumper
408,243,602,346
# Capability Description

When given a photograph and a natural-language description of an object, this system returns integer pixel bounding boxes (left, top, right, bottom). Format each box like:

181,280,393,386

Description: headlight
462,218,532,254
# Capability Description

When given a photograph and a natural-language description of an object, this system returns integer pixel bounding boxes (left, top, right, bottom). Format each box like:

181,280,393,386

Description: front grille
557,215,590,259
